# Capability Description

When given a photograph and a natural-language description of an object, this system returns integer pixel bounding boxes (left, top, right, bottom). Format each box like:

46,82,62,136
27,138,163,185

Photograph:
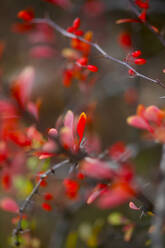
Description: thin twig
13,159,69,246
32,17,165,89
151,144,165,248
128,0,165,47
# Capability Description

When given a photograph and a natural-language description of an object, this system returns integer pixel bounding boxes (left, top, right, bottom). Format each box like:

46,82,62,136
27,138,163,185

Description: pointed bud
77,112,87,144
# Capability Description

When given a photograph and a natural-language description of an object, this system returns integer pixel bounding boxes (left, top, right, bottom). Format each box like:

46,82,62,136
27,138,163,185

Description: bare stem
13,159,69,247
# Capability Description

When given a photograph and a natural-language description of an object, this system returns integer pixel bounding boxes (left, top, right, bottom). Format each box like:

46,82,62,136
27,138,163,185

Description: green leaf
66,231,77,248
107,212,123,226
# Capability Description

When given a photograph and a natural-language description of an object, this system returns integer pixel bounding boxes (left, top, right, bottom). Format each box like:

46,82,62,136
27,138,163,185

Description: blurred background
0,0,165,247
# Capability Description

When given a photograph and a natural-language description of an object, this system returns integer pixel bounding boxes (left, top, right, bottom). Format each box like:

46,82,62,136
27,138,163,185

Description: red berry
74,30,84,36
131,50,142,58
17,9,34,22
128,69,136,76
77,57,88,66
42,202,52,211
67,27,75,33
63,179,79,199
135,0,149,9
119,32,132,48
87,65,98,72
77,172,85,180
44,193,53,201
72,17,81,30
134,58,146,65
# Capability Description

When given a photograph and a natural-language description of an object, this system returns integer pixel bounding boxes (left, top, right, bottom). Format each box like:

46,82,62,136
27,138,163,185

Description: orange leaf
127,116,151,131
116,18,140,24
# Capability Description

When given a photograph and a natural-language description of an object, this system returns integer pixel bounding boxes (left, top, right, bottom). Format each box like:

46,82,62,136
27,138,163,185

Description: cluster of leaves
0,0,165,247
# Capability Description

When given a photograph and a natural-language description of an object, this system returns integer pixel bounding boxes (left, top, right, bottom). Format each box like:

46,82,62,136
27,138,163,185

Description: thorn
51,168,55,174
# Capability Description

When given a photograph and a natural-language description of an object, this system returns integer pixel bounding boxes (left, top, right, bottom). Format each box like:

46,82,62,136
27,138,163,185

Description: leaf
144,105,164,124
29,45,56,59
123,224,134,242
0,197,19,213
60,127,74,150
107,212,123,226
64,110,74,131
129,201,140,211
116,18,140,24
81,157,115,179
77,112,87,144
66,231,78,248
11,66,35,108
87,184,107,204
127,116,151,131
97,182,135,209
13,176,33,197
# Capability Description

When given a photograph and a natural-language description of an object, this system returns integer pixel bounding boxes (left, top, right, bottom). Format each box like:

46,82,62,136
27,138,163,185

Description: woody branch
32,18,165,89
13,159,69,246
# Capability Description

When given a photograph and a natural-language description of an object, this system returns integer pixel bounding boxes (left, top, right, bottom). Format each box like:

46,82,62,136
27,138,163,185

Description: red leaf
87,184,107,204
98,182,136,209
127,116,151,131
7,131,31,147
11,66,35,108
81,157,115,179
77,112,87,144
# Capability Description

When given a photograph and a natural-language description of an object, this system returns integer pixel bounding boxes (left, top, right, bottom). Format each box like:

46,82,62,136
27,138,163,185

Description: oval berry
87,65,98,72
131,50,142,58
134,58,146,65
72,17,81,30
77,57,88,66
